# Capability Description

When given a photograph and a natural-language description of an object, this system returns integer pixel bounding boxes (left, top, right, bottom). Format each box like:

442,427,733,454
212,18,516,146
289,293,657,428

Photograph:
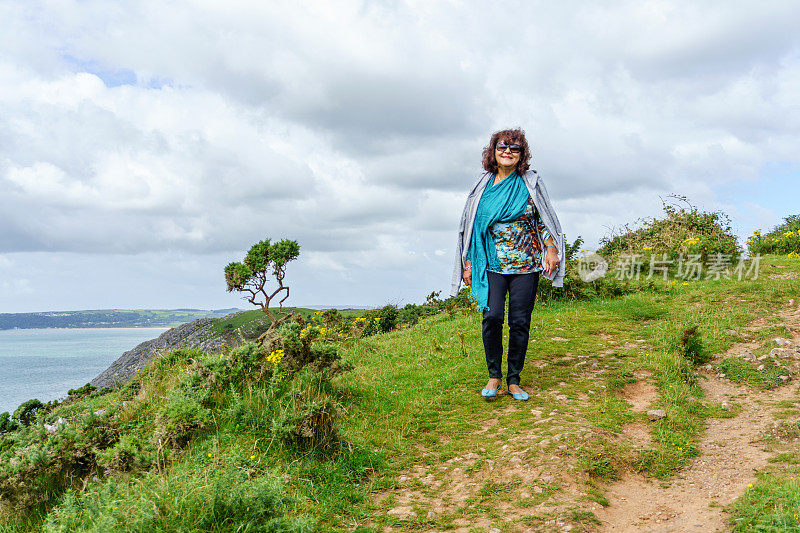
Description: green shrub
273,323,352,377
446,286,478,311
0,412,18,434
67,384,96,399
375,305,399,333
0,408,119,511
96,434,153,475
598,195,740,262
746,214,800,256
537,258,663,303
0,322,356,525
271,369,341,450
154,387,213,448
13,399,44,427
679,325,710,366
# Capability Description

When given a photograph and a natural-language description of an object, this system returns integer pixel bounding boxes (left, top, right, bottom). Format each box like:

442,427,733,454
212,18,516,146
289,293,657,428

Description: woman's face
494,138,521,171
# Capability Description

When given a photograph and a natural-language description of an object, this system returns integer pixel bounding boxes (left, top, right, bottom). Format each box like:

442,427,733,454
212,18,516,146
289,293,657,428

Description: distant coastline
1,306,376,330
0,309,240,330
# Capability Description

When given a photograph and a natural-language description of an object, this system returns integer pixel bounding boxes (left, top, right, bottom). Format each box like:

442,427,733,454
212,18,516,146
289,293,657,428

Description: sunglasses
496,141,521,153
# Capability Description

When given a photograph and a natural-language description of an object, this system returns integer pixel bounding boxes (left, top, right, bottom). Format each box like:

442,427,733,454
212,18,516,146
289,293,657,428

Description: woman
451,128,565,400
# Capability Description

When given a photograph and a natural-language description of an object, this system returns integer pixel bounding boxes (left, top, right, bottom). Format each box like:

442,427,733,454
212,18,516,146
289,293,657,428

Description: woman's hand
545,247,559,275
462,263,472,286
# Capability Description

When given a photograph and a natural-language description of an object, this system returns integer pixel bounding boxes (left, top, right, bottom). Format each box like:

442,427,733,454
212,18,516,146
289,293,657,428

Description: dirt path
597,376,799,532
596,303,800,532
375,302,800,532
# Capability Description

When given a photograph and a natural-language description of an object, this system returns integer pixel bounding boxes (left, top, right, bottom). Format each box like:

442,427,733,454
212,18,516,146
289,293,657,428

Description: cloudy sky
2,0,799,313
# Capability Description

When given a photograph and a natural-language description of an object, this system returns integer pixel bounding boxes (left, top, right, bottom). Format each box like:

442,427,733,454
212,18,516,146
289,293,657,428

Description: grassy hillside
2,253,800,530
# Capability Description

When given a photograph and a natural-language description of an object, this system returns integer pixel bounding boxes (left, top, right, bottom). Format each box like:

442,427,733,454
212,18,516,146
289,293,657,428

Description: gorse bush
0,407,120,510
746,214,800,256
374,305,399,333
678,325,710,366
277,321,352,376
535,198,745,303
152,325,351,453
66,383,96,399
13,399,44,427
0,318,353,524
598,195,740,262
535,236,670,303
0,412,18,434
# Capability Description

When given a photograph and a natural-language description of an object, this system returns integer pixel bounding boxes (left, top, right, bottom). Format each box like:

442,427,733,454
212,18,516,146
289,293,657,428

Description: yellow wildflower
267,349,285,365
643,246,653,251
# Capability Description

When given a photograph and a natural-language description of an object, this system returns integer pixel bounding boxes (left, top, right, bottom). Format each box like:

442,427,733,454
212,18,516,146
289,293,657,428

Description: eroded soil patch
373,302,800,532
596,304,800,532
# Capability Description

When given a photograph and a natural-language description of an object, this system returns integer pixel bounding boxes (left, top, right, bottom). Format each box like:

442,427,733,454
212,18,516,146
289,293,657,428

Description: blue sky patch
62,55,137,87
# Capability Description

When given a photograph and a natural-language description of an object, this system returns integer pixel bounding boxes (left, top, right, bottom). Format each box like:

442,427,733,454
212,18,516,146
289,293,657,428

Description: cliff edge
90,317,239,389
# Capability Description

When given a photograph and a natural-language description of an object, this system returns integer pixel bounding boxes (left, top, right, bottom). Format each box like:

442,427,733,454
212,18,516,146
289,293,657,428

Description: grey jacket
450,170,565,297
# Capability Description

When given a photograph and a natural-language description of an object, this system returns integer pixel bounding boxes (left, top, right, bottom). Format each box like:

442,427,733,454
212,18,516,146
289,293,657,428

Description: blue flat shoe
507,385,529,401
481,382,502,398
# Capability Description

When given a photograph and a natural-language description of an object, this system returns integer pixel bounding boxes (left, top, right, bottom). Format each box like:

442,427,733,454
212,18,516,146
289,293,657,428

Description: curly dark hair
481,128,532,175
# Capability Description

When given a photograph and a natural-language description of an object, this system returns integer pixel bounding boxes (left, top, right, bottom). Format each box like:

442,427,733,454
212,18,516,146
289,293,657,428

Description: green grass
719,357,790,390
729,476,800,531
2,254,799,531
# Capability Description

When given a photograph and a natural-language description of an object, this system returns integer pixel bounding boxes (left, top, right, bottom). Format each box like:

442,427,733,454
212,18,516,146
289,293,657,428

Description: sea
0,328,168,415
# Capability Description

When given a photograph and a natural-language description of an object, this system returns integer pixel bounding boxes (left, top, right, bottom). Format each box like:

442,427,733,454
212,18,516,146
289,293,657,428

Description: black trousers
482,271,540,386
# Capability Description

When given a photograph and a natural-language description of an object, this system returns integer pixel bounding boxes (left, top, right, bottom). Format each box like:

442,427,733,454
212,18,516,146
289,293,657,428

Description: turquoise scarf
467,172,530,311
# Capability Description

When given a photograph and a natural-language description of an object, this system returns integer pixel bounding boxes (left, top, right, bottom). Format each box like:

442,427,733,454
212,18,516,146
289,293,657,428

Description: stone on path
387,506,417,519
770,348,798,359
647,410,667,421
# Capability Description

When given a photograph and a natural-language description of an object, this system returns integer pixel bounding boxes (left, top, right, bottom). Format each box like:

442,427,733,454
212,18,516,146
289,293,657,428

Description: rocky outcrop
90,318,236,390
89,309,280,390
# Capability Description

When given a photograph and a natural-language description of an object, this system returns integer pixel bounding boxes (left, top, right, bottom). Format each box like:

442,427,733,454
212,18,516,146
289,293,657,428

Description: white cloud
1,0,800,310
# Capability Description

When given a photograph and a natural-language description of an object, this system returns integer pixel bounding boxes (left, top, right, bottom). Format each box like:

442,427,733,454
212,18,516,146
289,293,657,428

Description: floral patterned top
489,197,551,274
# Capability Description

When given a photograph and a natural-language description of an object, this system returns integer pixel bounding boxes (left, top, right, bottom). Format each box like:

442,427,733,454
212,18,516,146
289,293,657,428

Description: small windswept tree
224,238,300,337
